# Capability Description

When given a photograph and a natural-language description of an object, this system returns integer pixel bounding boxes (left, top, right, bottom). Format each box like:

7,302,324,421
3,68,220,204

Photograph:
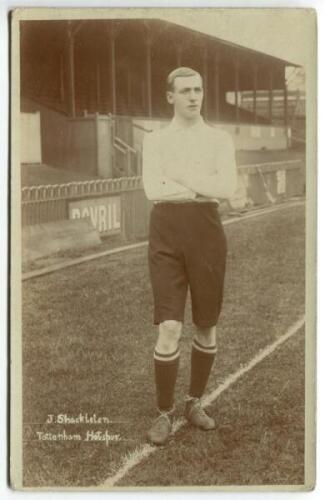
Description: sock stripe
154,347,179,358
193,339,217,354
154,348,180,362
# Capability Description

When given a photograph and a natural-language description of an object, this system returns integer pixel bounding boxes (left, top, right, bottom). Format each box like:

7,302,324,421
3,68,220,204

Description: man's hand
163,163,189,186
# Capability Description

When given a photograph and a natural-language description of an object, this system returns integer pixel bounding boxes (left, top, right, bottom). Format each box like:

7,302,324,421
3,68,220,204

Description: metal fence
21,159,305,240
21,176,151,241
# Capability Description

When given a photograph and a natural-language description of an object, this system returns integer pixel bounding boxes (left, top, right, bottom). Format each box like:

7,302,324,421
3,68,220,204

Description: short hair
166,67,202,92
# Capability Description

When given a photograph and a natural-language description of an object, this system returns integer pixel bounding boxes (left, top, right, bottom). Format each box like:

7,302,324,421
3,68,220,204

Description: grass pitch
22,204,305,487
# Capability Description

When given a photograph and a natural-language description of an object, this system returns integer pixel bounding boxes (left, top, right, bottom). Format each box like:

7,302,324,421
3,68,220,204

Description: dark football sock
154,348,180,411
189,338,217,399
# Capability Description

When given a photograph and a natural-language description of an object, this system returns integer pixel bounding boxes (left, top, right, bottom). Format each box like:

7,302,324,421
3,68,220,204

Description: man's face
167,74,204,121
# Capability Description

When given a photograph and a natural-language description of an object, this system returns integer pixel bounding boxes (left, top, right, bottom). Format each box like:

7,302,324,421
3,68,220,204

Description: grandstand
240,89,306,147
20,19,300,181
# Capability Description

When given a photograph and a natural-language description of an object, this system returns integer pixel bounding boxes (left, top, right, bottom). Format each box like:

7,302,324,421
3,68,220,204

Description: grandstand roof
20,18,298,123
153,19,299,68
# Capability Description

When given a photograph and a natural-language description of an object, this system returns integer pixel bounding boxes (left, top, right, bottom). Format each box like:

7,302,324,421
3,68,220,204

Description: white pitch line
102,315,305,488
22,200,304,281
223,200,304,227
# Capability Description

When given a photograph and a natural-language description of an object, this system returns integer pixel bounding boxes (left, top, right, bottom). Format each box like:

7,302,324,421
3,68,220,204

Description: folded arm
181,167,237,200
167,134,238,200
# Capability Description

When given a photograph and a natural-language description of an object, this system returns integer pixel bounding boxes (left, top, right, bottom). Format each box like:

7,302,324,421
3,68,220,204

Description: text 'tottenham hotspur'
36,430,122,445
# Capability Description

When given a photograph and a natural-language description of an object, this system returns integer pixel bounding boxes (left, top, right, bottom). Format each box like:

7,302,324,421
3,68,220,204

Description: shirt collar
168,115,205,132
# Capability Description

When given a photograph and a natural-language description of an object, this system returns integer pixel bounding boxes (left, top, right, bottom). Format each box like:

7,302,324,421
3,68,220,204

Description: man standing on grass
142,67,237,445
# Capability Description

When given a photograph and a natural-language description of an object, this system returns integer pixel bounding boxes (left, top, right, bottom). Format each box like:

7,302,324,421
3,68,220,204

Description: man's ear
166,91,174,104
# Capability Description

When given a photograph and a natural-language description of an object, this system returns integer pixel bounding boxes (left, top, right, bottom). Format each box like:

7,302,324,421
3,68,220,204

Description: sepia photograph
10,7,316,491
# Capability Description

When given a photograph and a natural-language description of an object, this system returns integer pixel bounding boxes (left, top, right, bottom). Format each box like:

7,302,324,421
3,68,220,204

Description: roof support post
59,53,65,104
145,36,153,118
127,70,132,109
96,61,101,109
268,68,274,124
283,73,288,126
234,58,240,124
66,21,84,117
107,28,117,116
66,22,76,117
202,45,208,119
176,45,183,67
253,63,258,123
214,51,220,121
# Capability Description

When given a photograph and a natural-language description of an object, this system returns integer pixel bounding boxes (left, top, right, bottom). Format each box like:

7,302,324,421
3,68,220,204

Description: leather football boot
147,407,174,446
185,397,216,430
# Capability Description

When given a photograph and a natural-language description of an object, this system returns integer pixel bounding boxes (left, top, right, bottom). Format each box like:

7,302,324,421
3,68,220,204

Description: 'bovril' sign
69,196,121,235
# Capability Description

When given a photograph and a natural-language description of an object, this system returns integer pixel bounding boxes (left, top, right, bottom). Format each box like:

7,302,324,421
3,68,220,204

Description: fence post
120,191,128,241
127,150,132,177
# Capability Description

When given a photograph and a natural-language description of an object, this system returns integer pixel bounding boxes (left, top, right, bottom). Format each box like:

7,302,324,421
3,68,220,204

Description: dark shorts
148,202,227,327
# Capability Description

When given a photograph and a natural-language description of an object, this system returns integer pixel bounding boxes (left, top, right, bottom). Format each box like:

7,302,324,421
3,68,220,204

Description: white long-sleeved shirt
142,116,237,202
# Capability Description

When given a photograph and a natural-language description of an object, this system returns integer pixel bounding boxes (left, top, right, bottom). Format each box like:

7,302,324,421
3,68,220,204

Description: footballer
142,67,237,445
